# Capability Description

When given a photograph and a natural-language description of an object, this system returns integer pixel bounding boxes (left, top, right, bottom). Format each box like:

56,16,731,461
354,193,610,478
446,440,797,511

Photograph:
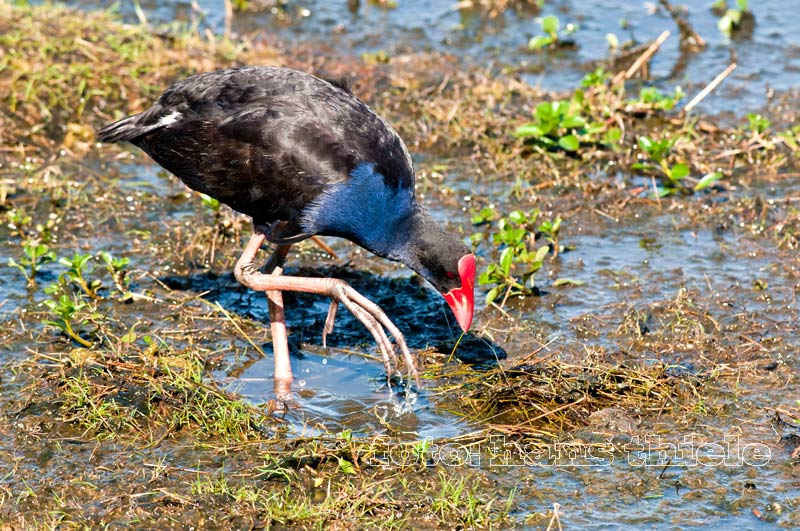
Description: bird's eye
445,271,456,280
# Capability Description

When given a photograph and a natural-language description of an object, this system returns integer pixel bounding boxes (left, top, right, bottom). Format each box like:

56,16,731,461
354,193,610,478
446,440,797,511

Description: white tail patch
156,111,182,127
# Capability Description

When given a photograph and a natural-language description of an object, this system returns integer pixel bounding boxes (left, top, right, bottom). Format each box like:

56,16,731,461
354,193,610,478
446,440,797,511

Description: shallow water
66,0,800,116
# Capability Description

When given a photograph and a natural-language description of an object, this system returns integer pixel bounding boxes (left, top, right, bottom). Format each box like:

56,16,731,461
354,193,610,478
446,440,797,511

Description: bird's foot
235,233,420,388
320,280,419,388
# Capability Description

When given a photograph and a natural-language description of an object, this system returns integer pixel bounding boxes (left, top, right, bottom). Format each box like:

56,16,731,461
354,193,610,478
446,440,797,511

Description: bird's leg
260,244,293,397
235,233,419,387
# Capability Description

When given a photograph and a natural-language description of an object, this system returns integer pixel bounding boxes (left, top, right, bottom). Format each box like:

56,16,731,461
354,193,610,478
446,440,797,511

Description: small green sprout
337,457,357,475
477,209,557,306
7,241,56,286
514,90,620,151
777,125,800,151
537,216,562,256
471,206,500,225
629,86,685,112
633,135,724,194
412,438,432,461
59,253,102,299
632,135,688,195
5,209,32,239
198,192,220,212
580,68,610,88
514,100,585,152
694,172,724,191
99,251,131,295
716,0,750,34
528,15,577,51
43,294,93,347
746,113,771,135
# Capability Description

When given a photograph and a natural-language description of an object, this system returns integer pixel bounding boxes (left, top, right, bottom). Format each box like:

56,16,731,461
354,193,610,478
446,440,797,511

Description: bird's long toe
329,282,419,387
328,282,400,382
321,300,339,348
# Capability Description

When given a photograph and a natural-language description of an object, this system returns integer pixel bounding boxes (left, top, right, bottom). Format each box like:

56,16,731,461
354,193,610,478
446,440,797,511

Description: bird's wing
104,67,416,227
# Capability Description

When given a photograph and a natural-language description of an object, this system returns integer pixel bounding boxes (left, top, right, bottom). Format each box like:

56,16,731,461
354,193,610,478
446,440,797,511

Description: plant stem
65,320,93,347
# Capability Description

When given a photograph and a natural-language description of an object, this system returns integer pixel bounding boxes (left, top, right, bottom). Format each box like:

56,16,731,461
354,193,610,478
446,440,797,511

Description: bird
97,66,475,394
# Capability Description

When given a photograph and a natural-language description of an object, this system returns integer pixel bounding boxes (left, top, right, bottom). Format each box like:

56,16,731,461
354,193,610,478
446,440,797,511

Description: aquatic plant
777,125,800,151
5,208,32,239
7,240,56,286
633,135,723,194
42,294,94,347
98,251,132,296
528,15,577,51
628,85,685,112
746,113,771,135
475,208,559,306
715,0,751,34
58,253,103,299
513,100,586,152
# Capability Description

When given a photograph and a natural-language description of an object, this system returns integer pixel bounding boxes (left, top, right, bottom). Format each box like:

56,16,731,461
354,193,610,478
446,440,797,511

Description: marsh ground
1,1,799,529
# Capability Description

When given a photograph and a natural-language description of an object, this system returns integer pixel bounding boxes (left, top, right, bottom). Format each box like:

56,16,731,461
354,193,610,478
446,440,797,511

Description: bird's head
402,212,475,332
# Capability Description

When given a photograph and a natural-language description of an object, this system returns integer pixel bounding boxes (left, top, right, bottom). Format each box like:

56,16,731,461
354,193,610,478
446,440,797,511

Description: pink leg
234,233,419,387
262,245,293,396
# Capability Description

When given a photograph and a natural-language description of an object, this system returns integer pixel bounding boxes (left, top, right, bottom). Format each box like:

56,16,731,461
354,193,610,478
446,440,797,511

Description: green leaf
535,102,558,131
508,210,526,224
654,186,673,198
630,162,648,171
471,206,497,224
637,136,654,154
694,172,723,191
533,245,550,263
199,193,220,211
717,14,733,33
560,115,586,129
478,269,493,285
528,35,553,50
558,134,580,152
337,458,356,475
513,123,544,138
669,162,690,180
736,0,748,11
7,257,25,275
604,127,622,145
554,278,585,286
500,247,514,275
541,15,560,37
485,287,500,305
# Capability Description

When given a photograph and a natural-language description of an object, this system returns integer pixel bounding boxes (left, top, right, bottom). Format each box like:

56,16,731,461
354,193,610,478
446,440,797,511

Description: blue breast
300,162,414,256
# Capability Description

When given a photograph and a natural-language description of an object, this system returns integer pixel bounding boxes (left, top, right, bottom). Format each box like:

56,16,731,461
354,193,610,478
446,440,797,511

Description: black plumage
98,67,410,236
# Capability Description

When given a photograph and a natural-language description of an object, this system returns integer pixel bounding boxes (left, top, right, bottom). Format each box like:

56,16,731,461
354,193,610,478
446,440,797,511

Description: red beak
443,254,475,332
